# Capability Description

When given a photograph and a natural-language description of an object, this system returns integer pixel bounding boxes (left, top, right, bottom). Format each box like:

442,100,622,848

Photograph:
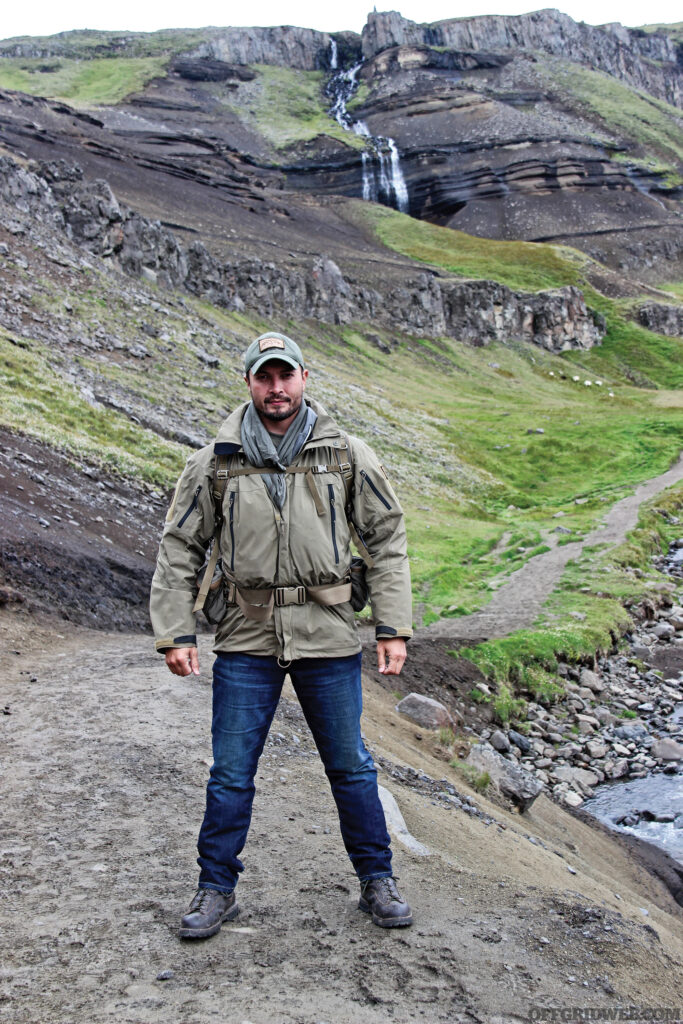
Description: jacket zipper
359,470,392,510
228,491,236,572
328,484,339,564
177,485,202,528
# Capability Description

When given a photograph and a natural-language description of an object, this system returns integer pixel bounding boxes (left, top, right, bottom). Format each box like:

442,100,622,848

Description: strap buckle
274,585,306,607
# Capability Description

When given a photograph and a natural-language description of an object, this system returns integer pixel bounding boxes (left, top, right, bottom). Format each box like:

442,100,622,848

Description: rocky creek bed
466,538,683,873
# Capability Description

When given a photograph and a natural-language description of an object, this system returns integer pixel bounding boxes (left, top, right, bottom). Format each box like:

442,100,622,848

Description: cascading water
325,50,410,215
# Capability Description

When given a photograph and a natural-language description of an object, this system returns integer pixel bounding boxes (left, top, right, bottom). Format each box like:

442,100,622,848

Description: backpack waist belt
228,578,352,622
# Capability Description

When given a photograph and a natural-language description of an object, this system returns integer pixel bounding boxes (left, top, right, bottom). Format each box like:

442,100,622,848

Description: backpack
194,433,373,624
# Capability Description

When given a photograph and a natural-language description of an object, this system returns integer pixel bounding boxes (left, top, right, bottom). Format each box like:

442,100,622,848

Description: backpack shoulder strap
192,447,235,615
337,433,375,569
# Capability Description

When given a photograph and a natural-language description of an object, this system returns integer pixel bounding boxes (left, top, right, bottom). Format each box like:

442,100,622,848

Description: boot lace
369,877,402,903
191,888,214,912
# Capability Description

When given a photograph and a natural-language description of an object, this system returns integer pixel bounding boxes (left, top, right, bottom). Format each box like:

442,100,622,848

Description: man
150,332,413,939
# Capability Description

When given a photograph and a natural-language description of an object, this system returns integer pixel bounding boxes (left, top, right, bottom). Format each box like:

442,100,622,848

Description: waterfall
329,39,338,70
325,63,410,215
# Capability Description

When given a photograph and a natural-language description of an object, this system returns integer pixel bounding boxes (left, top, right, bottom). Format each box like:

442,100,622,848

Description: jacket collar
214,397,342,453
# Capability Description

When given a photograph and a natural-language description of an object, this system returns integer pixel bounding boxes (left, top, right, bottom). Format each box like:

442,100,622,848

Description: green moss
0,56,168,105
659,282,683,301
450,760,491,794
492,683,527,724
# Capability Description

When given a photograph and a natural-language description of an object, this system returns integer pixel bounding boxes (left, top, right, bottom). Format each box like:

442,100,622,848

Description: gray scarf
241,399,317,509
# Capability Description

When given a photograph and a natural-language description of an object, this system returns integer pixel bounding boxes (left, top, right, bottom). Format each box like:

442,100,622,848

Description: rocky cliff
362,10,682,107
0,155,604,352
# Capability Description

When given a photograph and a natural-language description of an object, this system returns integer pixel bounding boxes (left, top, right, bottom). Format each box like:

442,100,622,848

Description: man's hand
377,638,406,676
165,647,200,676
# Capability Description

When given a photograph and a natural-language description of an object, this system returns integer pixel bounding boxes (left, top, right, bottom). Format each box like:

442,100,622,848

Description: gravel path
2,624,682,1024
426,453,683,641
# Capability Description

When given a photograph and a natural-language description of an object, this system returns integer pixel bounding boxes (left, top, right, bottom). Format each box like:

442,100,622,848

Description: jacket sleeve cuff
155,634,197,653
375,625,413,641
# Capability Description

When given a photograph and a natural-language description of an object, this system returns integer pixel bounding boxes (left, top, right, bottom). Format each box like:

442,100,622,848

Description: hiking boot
179,887,238,939
358,877,412,928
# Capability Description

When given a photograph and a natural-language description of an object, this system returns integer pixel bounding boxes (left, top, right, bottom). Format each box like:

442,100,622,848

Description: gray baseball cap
244,332,305,376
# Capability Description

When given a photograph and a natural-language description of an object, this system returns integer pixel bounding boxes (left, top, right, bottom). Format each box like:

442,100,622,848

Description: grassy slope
537,58,683,182
0,57,169,105
0,28,222,58
3,228,682,638
231,66,365,152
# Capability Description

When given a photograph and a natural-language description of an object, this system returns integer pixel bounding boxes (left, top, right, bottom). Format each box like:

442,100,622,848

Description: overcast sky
0,0,679,41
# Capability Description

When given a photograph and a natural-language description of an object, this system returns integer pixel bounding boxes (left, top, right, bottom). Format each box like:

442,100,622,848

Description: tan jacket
149,398,413,660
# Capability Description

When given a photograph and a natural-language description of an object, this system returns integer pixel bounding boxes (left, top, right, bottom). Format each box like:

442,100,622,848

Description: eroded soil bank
2,617,682,1024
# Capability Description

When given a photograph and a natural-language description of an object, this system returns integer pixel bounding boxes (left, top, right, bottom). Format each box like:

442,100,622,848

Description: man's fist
165,647,200,676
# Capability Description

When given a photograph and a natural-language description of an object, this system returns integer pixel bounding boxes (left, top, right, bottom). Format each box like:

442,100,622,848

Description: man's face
245,359,308,433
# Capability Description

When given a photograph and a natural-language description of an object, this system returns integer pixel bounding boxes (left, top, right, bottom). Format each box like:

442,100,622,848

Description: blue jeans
197,652,392,892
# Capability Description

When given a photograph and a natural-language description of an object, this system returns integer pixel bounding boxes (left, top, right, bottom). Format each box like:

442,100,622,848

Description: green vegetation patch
458,481,683,705
540,59,683,167
350,202,583,292
0,27,222,59
234,65,366,152
0,56,168,105
0,334,185,485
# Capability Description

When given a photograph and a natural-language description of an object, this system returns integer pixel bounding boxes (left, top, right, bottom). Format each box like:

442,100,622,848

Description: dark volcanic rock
170,58,256,83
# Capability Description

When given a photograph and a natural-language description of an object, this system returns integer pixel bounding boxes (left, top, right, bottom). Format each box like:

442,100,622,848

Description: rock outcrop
635,302,683,338
361,10,682,107
0,156,604,351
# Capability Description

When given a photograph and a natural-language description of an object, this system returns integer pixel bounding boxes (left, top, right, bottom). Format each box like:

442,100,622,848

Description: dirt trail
2,620,682,1024
426,453,683,641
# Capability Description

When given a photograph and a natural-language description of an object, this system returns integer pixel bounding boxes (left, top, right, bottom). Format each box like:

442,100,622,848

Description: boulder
650,622,675,641
508,729,532,753
552,765,600,790
490,729,511,753
579,669,604,693
466,742,544,812
651,738,683,761
396,693,454,730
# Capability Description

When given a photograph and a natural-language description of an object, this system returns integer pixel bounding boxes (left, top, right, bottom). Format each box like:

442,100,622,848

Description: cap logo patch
258,337,285,352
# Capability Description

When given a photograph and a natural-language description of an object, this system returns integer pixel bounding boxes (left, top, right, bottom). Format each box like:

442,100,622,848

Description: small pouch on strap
307,579,352,607
235,586,275,622
349,556,369,612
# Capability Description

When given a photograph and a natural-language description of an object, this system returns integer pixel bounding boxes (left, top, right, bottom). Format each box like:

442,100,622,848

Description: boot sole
358,898,413,928
178,900,239,939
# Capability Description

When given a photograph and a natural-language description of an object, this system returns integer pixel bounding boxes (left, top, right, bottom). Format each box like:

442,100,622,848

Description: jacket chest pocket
327,483,339,565
289,472,349,585
222,481,279,588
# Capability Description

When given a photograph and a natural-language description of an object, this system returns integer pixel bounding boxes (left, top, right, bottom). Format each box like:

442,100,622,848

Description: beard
259,396,301,422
